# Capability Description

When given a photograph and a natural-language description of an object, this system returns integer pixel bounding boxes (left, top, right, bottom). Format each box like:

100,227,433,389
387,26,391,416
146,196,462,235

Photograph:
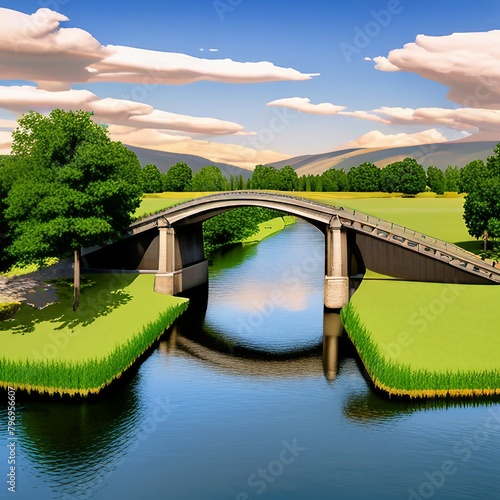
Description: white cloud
0,86,246,136
0,8,316,88
337,129,448,150
0,8,113,90
266,97,345,115
372,31,500,108
371,56,400,72
339,105,500,141
338,110,391,124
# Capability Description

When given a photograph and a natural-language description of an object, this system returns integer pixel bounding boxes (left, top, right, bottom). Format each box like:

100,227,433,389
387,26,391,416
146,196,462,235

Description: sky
1,0,500,168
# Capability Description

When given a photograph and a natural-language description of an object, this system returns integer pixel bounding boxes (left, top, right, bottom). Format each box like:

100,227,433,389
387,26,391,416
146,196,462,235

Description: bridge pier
154,218,209,295
324,216,349,309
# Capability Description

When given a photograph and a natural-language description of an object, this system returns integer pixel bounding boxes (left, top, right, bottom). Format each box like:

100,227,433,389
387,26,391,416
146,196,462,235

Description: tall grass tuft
0,301,189,396
341,302,500,398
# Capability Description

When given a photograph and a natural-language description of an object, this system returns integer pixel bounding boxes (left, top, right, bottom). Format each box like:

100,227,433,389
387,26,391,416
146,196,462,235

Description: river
1,219,500,499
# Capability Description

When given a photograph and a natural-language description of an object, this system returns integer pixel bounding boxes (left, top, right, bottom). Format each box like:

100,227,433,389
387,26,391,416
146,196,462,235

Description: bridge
83,192,500,309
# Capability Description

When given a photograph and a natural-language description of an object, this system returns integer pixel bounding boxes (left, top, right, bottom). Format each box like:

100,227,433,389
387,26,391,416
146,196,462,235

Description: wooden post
73,248,81,311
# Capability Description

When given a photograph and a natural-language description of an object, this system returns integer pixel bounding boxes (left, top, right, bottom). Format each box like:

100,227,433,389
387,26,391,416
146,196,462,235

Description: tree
202,207,283,259
163,162,192,192
380,158,426,195
191,165,227,191
347,162,380,192
459,159,488,194
236,175,245,190
463,178,500,251
0,156,22,272
487,143,500,177
251,165,280,190
313,175,323,192
444,165,460,192
426,166,445,195
321,168,348,192
5,110,142,310
277,165,298,191
140,163,163,193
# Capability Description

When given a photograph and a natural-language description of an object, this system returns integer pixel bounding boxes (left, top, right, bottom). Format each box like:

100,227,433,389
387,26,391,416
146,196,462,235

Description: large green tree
321,168,348,192
191,165,227,191
380,158,426,195
463,178,500,251
163,162,192,192
459,159,488,194
0,156,22,271
463,145,500,252
140,163,163,193
251,164,280,190
203,207,283,259
444,165,460,192
426,166,445,195
277,165,298,191
347,162,380,192
5,110,142,310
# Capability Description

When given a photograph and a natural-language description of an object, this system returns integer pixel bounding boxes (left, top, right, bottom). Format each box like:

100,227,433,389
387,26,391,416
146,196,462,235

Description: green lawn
0,274,188,395
135,192,207,217
298,192,475,250
342,279,500,397
242,215,296,244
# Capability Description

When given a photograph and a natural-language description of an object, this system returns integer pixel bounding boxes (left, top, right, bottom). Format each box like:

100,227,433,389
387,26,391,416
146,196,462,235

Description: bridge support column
154,219,209,296
324,216,349,309
155,219,179,295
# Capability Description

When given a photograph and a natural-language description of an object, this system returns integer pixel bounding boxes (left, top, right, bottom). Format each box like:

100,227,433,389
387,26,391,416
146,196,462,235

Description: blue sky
1,0,500,167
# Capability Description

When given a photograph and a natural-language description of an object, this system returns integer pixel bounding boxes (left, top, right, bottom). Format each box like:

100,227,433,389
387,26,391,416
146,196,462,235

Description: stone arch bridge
83,192,500,309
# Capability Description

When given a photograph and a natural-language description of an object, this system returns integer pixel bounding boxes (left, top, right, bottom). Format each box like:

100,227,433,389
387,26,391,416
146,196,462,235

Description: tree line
140,157,483,196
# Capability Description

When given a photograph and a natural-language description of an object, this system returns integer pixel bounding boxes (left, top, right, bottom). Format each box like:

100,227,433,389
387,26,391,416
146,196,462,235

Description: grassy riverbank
242,215,296,244
342,279,500,397
0,274,188,396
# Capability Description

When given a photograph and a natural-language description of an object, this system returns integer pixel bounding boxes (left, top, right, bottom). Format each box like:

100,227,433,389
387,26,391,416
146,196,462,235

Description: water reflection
3,373,145,498
323,312,343,381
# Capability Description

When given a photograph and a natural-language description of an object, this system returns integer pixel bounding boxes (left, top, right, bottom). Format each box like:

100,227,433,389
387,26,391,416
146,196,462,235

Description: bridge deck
128,192,500,284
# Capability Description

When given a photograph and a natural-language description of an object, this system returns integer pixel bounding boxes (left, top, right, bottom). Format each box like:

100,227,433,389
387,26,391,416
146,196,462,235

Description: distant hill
126,140,500,180
126,145,253,179
269,141,500,175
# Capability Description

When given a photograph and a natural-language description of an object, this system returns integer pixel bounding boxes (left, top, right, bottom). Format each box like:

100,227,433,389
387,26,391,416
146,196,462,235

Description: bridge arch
83,192,500,309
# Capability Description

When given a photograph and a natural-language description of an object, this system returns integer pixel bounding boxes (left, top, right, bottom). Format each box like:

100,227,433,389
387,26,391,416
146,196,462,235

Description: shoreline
341,279,500,398
0,274,188,396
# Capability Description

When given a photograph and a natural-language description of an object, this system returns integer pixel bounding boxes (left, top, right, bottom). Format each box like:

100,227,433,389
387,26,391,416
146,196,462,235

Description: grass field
242,215,296,244
298,192,476,251
0,274,188,395
342,280,500,397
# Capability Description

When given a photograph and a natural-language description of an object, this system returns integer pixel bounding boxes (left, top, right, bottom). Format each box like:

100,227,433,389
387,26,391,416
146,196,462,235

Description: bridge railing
336,205,497,268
